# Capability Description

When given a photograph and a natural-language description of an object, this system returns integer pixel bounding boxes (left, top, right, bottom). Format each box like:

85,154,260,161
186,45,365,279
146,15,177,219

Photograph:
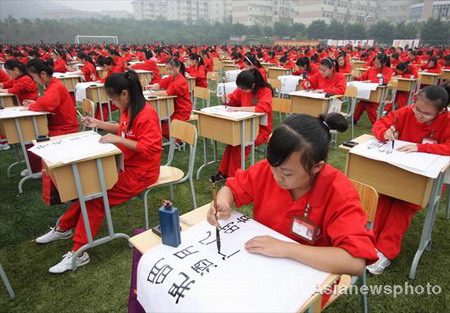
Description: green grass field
1,97,449,313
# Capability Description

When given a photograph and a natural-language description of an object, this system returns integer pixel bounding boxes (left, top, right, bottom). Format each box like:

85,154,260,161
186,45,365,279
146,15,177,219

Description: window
432,4,450,18
410,6,422,19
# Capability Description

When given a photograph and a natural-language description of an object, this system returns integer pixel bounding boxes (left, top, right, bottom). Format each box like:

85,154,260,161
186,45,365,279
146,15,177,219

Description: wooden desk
344,73,353,82
0,108,48,192
157,64,167,75
419,72,440,86
144,95,176,146
290,93,338,117
341,134,450,279
391,78,418,107
55,74,82,93
261,62,277,70
268,67,292,80
85,84,113,122
351,61,366,69
38,131,129,270
186,77,196,101
352,67,368,77
134,70,153,85
440,69,450,81
195,109,262,179
130,204,340,313
223,64,238,73
0,93,18,107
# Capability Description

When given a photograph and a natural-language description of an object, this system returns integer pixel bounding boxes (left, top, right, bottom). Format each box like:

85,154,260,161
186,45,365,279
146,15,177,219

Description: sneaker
209,172,228,183
366,250,391,275
20,169,29,177
49,251,90,274
0,143,10,151
35,227,73,244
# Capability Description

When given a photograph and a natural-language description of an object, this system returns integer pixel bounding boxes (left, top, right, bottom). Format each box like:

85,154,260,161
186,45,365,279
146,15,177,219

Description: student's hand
99,133,122,144
207,200,231,227
222,95,229,104
303,81,311,89
0,88,7,93
384,126,398,141
314,89,324,93
20,106,30,111
22,99,36,106
397,144,418,153
82,117,100,128
245,235,289,258
226,106,239,112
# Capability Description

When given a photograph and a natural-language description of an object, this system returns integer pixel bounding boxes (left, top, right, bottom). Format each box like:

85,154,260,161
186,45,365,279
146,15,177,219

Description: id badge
291,215,319,244
422,137,438,144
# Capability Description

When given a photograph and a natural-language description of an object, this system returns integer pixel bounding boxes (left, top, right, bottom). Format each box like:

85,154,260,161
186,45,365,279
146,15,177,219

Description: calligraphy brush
392,110,397,150
213,182,221,254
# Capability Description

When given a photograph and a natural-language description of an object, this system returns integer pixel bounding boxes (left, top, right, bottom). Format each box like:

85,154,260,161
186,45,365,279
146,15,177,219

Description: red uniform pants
372,195,422,260
58,169,156,251
354,100,379,124
218,135,267,177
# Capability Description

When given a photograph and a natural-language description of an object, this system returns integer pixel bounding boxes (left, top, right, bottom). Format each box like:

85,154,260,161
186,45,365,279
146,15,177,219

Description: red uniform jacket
100,65,123,83
293,63,319,77
159,74,192,121
339,61,352,74
357,66,394,84
420,63,442,73
226,160,378,264
80,62,98,82
118,103,162,182
226,86,273,141
302,72,347,95
28,78,79,136
373,106,450,155
187,65,207,88
2,75,38,103
53,59,68,73
203,58,213,72
0,69,10,83
257,67,267,81
131,60,161,84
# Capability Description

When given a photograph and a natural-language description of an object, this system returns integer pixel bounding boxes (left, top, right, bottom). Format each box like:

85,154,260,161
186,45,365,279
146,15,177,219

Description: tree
368,21,395,44
307,20,327,39
273,21,291,38
327,20,345,40
343,23,366,40
420,18,450,45
395,22,419,39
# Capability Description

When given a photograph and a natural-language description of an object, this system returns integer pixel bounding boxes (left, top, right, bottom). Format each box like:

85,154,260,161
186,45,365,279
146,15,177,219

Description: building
100,10,134,19
43,9,100,20
378,0,414,23
231,0,296,26
409,0,450,21
294,0,378,26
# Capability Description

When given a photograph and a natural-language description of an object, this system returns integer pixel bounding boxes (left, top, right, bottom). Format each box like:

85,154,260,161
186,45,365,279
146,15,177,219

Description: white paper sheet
137,211,330,313
216,82,238,97
225,70,242,82
289,90,327,99
350,138,450,178
200,105,256,119
75,82,104,103
278,75,301,94
29,131,119,165
0,107,48,119
347,81,378,99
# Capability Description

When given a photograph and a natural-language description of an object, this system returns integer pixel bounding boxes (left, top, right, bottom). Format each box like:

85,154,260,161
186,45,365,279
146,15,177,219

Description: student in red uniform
77,53,98,82
353,53,394,125
109,49,127,72
208,113,378,286
148,58,193,138
0,59,38,104
293,57,319,78
52,49,68,73
200,50,214,72
210,69,273,182
337,52,352,74
420,56,442,74
243,54,267,81
384,62,419,113
34,71,162,273
279,56,294,69
186,53,207,88
96,56,123,120
23,59,79,175
0,68,10,83
130,50,161,84
301,58,347,95
443,54,450,70
389,53,401,68
368,86,449,275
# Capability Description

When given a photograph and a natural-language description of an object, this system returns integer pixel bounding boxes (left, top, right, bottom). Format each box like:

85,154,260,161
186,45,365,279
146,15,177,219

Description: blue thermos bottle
159,200,181,247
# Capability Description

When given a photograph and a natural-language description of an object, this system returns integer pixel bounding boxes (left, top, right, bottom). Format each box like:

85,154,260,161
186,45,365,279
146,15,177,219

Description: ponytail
296,57,311,73
320,57,339,72
104,70,146,131
166,57,186,77
98,56,116,67
189,53,204,67
236,69,273,96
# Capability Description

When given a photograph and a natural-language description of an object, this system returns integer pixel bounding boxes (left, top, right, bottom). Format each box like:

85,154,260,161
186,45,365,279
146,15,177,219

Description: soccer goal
75,35,119,44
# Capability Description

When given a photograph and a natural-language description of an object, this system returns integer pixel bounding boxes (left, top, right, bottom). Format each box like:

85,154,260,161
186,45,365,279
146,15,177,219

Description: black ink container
159,200,181,247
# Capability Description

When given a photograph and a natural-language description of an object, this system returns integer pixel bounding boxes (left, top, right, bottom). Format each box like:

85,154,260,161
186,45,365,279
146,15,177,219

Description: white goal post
75,35,119,44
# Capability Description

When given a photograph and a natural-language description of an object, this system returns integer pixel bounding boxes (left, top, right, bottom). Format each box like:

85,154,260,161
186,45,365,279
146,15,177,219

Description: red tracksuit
131,60,161,84
420,64,442,74
53,59,68,73
0,69,10,83
219,87,273,177
385,68,419,112
80,62,98,82
28,78,79,172
204,58,213,72
58,103,162,251
372,107,450,259
339,61,352,74
187,65,207,88
354,66,394,124
293,63,319,77
159,74,193,138
2,74,38,104
301,72,347,95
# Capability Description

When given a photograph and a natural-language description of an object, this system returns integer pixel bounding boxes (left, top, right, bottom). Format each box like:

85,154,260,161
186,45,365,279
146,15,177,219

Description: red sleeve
302,72,319,89
255,88,272,113
0,69,10,83
417,141,450,155
327,74,346,95
166,77,187,97
29,85,61,112
159,76,171,90
225,164,258,207
135,106,163,157
2,79,13,89
227,88,241,106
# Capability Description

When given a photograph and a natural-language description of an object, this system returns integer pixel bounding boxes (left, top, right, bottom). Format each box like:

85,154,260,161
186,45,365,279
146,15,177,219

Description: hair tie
323,121,330,130
245,55,254,66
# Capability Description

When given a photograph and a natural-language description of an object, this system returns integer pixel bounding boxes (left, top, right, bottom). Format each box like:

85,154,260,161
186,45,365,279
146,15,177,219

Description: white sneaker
49,251,90,274
35,227,73,244
366,250,391,275
20,169,29,177
0,143,10,151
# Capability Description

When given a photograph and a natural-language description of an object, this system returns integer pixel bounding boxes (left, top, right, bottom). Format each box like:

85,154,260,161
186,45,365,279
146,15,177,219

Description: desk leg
0,263,15,300
250,118,255,166
408,172,445,279
445,186,450,220
70,161,130,271
7,144,24,178
165,100,172,147
240,121,246,170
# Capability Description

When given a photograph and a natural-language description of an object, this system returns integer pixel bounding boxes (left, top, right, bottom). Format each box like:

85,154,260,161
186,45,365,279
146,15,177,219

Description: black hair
98,56,116,67
374,52,390,68
279,56,288,64
296,57,311,73
235,69,273,95
441,81,450,105
77,52,97,69
26,58,53,76
144,50,154,60
320,57,339,72
417,85,448,111
243,53,263,68
444,54,450,64
427,57,438,67
4,59,29,78
108,49,121,57
396,61,410,73
391,53,399,60
267,113,348,177
188,53,204,67
104,70,146,131
45,58,54,68
166,57,186,77
53,48,66,61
